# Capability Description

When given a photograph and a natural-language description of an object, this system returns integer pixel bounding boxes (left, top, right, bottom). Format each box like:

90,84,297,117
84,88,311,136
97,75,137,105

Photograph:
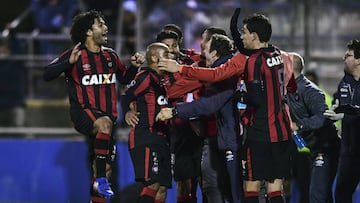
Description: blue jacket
334,73,360,156
176,54,240,151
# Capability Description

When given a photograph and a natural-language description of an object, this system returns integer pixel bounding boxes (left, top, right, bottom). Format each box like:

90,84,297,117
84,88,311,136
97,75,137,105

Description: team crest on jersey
107,61,113,68
82,64,91,71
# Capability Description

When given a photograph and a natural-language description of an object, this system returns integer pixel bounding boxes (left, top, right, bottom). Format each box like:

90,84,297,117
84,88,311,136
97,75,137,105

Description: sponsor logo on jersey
81,73,116,85
266,55,283,67
157,95,168,105
82,64,91,71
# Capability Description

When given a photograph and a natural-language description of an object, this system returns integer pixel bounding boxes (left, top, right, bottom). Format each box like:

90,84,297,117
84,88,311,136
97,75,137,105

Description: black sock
94,132,110,178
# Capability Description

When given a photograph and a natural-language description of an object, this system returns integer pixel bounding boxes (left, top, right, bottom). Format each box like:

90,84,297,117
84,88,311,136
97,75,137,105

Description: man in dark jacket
324,39,360,203
287,53,339,203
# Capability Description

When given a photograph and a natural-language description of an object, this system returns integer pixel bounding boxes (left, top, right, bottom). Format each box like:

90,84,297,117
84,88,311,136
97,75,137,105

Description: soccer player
157,28,204,203
158,13,295,203
121,42,172,203
43,10,144,202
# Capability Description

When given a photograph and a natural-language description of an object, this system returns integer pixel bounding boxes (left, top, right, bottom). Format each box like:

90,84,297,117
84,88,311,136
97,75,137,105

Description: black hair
209,34,233,57
162,24,183,40
347,39,360,59
243,13,272,43
156,30,179,42
70,10,104,44
204,27,227,42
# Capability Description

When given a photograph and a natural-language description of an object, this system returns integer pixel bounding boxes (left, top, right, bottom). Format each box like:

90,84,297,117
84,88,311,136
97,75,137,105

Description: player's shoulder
135,67,152,77
49,49,72,64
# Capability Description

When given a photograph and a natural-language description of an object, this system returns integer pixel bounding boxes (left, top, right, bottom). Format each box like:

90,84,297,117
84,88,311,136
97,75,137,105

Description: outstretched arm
158,53,247,82
156,90,234,121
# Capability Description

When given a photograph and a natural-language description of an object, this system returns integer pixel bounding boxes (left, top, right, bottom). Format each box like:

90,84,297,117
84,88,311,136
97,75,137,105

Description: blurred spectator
304,70,333,108
81,0,119,34
120,0,137,56
144,0,211,50
0,30,27,127
30,0,79,54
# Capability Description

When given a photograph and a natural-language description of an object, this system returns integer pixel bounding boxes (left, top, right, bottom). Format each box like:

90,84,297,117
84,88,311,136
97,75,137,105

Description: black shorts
70,108,116,164
242,140,291,181
130,141,172,188
171,121,203,181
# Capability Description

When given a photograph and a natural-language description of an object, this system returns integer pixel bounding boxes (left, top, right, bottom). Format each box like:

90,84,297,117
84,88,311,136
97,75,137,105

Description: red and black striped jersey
243,45,292,143
44,46,137,120
123,67,169,149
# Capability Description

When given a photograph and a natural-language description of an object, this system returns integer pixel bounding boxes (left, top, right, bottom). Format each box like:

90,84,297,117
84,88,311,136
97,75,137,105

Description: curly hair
70,10,104,44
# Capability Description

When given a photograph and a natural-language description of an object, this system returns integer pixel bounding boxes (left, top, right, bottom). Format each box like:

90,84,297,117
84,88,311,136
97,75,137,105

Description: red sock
268,191,284,203
140,187,157,198
90,195,106,203
244,191,259,203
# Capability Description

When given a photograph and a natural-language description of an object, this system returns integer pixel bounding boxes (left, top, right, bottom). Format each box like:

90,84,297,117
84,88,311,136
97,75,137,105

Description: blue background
0,139,359,203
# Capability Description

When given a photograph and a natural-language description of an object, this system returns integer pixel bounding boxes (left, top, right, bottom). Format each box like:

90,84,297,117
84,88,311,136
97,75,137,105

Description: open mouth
102,33,108,41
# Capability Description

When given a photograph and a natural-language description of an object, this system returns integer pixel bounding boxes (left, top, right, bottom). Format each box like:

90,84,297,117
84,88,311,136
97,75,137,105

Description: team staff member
199,33,242,203
324,39,360,203
287,53,339,203
121,42,172,203
43,10,144,202
159,13,295,203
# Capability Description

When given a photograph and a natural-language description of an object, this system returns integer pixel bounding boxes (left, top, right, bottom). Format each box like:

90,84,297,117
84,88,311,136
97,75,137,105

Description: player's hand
125,110,140,127
323,109,344,121
158,59,181,73
155,108,174,121
69,42,81,64
331,99,340,111
130,52,145,67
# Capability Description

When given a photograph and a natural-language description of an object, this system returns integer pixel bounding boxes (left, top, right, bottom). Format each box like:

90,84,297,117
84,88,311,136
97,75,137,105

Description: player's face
200,31,209,56
157,47,170,60
90,18,108,46
203,39,215,67
160,38,179,60
241,24,254,50
343,50,356,74
156,47,170,75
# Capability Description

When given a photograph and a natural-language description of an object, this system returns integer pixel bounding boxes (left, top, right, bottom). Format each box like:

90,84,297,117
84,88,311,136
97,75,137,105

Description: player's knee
94,116,113,134
156,186,167,200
